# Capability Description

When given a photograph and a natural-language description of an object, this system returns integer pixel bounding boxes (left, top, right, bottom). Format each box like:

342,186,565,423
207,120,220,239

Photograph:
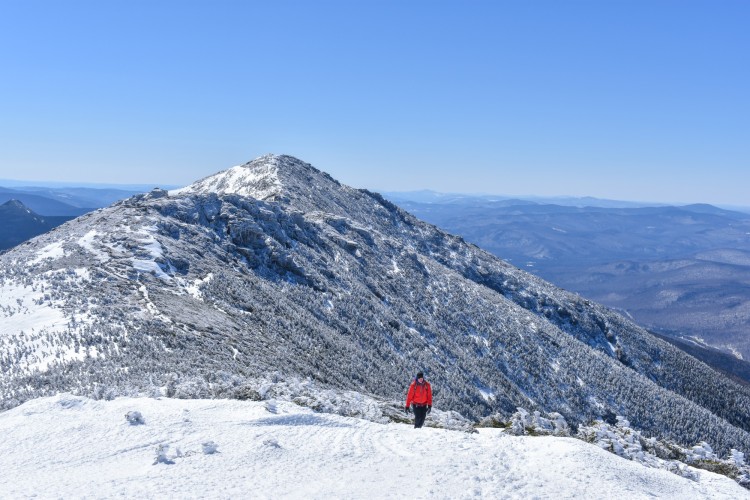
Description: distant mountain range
3,155,750,458
0,200,74,251
0,184,155,251
388,196,750,362
385,190,750,213
0,185,149,216
0,187,90,216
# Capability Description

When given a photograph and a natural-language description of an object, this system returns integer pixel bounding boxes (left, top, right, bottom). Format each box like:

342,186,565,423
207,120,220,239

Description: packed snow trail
1,395,746,499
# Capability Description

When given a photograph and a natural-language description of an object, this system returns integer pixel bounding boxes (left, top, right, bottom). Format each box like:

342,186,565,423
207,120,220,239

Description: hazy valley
389,194,750,364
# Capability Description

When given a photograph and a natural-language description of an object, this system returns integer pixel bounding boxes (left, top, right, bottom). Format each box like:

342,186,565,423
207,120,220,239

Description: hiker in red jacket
404,371,432,428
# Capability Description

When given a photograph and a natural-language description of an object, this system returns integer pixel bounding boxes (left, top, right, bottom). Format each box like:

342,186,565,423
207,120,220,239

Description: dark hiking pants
413,405,428,428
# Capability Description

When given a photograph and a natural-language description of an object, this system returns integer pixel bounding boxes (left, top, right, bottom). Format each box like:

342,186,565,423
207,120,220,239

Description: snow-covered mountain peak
170,154,338,204
169,154,360,217
171,154,284,200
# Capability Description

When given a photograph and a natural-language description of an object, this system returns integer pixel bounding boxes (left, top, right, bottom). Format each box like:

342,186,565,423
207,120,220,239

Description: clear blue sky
1,0,748,205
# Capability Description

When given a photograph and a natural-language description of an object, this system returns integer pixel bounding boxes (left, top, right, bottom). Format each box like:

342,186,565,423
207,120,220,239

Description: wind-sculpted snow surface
3,155,750,457
0,394,746,499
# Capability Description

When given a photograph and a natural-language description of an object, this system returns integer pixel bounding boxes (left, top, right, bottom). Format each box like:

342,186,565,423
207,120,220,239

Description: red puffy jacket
405,379,432,408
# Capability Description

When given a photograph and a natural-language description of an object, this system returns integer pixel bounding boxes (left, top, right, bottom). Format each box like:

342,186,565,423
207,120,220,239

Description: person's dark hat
416,371,424,379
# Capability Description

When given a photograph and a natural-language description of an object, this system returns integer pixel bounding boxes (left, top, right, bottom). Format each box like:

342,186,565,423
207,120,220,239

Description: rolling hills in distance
388,193,750,365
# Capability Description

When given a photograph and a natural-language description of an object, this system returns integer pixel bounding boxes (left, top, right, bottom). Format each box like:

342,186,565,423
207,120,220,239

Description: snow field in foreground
1,394,746,499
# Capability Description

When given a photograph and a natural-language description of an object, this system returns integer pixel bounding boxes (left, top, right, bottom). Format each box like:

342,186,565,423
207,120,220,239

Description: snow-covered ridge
0,394,745,499
4,153,750,468
170,154,282,200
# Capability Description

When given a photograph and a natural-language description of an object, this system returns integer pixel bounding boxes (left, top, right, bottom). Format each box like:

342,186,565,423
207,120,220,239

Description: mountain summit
172,154,287,201
2,155,750,456
172,154,352,214
1,199,35,215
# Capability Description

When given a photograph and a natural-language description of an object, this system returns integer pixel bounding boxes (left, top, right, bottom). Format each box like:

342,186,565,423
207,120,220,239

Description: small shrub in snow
731,449,746,467
429,408,477,433
153,444,179,465
506,408,570,437
475,413,511,429
125,411,145,425
202,441,219,455
172,376,212,399
263,438,281,449
233,385,262,401
688,441,717,461
265,400,280,414
91,385,118,401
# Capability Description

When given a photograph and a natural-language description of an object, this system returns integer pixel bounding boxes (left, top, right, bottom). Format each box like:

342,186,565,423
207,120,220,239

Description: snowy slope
1,394,746,499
